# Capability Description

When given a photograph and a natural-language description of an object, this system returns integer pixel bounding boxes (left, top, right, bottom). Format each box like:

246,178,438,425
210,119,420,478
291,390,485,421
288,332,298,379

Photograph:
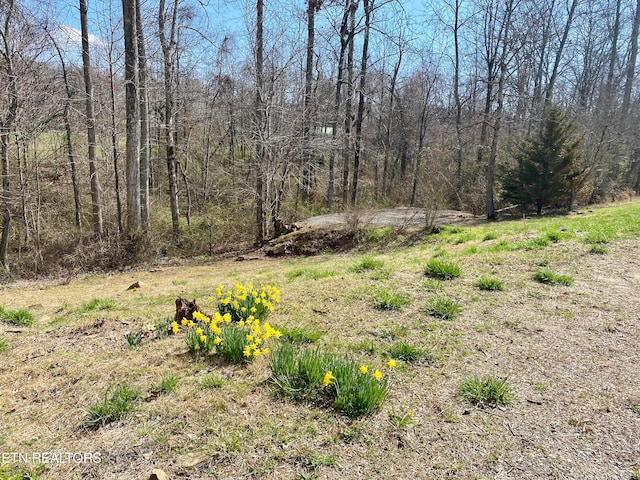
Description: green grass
287,268,337,281
350,256,384,273
79,298,117,313
365,227,394,243
202,373,225,389
84,384,141,429
278,325,323,344
0,307,35,326
423,259,461,280
0,336,8,354
154,374,179,394
425,295,461,320
372,289,411,311
458,374,514,407
532,268,574,286
588,243,608,254
388,341,431,364
475,277,504,291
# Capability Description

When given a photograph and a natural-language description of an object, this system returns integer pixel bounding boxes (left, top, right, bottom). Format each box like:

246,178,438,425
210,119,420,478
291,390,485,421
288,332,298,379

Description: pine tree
499,106,584,215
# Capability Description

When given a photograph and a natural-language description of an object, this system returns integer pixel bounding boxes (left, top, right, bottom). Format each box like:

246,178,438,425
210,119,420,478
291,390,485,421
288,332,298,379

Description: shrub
84,384,141,429
425,295,461,320
373,290,411,311
475,277,504,291
0,307,35,326
532,268,574,286
424,259,461,280
458,374,514,407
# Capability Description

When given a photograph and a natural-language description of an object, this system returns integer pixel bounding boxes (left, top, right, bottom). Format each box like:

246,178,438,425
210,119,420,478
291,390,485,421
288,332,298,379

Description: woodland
1,0,640,277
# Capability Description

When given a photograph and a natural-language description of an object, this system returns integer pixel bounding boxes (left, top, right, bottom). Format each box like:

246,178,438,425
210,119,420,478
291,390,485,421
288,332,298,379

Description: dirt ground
0,209,639,479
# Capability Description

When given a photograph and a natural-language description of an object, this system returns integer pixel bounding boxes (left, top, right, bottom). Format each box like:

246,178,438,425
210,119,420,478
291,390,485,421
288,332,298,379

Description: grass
372,289,411,311
475,277,504,291
388,341,431,364
350,256,384,273
0,336,8,354
278,325,323,344
423,259,461,280
588,243,609,254
84,384,141,429
532,268,574,286
202,373,225,389
458,374,514,407
79,298,117,313
2,200,640,478
425,295,461,320
0,307,35,326
154,374,179,394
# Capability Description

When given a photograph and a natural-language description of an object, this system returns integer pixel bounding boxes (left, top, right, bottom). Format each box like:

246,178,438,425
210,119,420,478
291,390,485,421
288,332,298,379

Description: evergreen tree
499,106,584,215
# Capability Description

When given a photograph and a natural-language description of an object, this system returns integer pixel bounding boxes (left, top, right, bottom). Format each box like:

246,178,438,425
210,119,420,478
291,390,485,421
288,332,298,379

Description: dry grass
1,202,640,479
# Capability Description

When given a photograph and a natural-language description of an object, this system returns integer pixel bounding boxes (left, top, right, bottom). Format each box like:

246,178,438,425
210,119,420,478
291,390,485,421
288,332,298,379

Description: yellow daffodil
323,371,335,386
200,335,207,342
214,337,222,345
181,319,188,326
261,348,270,355
359,365,368,374
195,327,203,335
187,320,195,328
372,369,383,381
238,320,245,326
386,359,397,368
145,323,156,331
243,346,252,357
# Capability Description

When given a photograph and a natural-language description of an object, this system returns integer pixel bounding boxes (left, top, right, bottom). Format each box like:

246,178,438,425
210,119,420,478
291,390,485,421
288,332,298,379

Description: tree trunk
122,0,141,233
80,0,104,237
136,0,150,229
108,42,123,234
0,0,17,271
302,0,319,202
382,46,402,197
255,0,266,243
351,0,373,206
342,1,357,206
623,0,640,116
159,0,181,237
545,0,578,104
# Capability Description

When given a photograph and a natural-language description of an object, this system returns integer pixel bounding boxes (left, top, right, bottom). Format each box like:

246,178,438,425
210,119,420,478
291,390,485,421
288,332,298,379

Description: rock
149,469,169,480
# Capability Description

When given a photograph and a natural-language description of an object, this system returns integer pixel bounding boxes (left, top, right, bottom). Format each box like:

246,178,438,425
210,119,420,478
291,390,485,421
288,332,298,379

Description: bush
423,259,461,280
458,374,514,407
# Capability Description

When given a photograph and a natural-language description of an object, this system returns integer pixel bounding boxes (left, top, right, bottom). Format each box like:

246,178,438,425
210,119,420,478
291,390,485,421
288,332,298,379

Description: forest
1,0,640,277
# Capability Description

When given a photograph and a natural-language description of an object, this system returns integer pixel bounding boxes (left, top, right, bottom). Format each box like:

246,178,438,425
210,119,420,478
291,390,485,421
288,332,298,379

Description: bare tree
255,0,266,242
136,0,150,229
80,0,103,237
123,0,141,233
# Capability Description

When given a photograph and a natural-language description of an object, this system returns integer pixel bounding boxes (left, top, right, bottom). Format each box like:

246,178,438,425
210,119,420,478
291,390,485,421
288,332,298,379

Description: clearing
0,202,639,480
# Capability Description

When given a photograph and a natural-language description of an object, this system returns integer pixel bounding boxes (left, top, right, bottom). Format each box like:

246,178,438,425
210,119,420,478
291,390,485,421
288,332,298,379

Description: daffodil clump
270,344,394,418
170,284,281,363
215,284,280,323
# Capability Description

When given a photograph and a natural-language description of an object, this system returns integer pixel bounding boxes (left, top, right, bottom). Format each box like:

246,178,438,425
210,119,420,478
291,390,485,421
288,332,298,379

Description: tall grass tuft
423,259,461,280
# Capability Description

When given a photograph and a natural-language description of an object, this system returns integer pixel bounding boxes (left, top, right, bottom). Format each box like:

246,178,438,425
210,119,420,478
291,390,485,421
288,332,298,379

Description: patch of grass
124,329,144,348
632,468,640,480
482,232,499,241
349,340,377,355
631,405,640,416
475,277,504,291
287,268,337,281
84,384,141,429
388,407,414,431
306,453,337,470
458,374,514,407
0,307,35,326
532,268,574,286
425,295,461,320
372,289,411,311
79,298,117,313
0,464,45,480
379,325,408,340
154,374,179,394
421,279,444,291
588,243,608,255
270,344,389,417
365,227,394,243
350,256,384,273
388,341,430,364
423,258,461,280
202,373,224,389
278,325,323,344
0,336,8,354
